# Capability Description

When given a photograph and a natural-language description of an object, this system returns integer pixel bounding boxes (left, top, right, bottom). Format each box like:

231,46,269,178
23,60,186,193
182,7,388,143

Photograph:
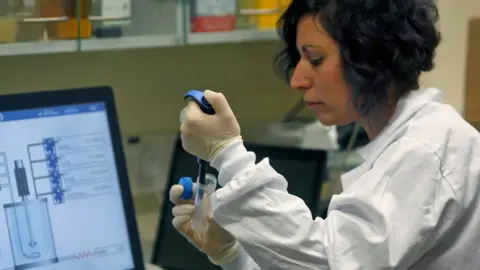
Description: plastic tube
191,173,217,233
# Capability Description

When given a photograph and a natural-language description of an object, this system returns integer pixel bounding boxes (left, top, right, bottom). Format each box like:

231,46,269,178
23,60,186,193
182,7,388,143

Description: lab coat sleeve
210,140,329,269
209,139,464,270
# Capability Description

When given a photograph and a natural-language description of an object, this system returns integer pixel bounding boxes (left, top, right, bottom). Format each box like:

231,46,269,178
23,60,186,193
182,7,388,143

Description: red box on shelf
190,0,236,33
191,15,236,33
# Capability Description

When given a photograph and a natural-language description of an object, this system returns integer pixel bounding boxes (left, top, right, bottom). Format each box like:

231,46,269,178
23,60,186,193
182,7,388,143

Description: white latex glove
170,184,241,265
179,90,241,162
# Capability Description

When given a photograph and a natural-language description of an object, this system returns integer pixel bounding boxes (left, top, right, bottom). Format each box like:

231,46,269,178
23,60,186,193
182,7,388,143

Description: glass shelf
186,28,278,45
0,0,287,56
0,39,76,56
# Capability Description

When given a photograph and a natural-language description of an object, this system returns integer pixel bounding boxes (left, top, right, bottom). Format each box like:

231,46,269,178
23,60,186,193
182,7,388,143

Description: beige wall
0,0,477,135
421,0,480,113
0,42,301,135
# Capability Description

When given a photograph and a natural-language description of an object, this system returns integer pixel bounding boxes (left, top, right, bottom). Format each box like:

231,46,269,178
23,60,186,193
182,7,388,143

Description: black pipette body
197,158,207,185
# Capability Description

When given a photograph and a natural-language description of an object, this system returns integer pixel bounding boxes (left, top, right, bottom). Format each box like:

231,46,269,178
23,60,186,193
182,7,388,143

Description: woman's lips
305,101,325,108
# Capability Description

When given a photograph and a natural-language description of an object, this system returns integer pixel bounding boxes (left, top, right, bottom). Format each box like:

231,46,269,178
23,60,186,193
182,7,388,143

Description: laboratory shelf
0,40,77,57
186,29,279,45
79,34,182,52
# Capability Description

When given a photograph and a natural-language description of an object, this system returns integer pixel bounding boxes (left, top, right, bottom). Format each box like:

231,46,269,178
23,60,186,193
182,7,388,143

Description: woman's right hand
169,184,241,265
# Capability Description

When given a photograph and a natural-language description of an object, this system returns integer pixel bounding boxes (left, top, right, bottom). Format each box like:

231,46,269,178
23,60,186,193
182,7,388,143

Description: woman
171,0,480,269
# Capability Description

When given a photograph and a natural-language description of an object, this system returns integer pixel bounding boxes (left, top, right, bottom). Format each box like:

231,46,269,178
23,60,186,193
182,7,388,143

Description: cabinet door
78,0,183,52
465,19,480,124
185,0,288,45
0,0,80,56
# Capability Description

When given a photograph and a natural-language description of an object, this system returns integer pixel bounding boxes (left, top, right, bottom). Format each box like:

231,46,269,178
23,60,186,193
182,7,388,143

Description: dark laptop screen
152,137,328,270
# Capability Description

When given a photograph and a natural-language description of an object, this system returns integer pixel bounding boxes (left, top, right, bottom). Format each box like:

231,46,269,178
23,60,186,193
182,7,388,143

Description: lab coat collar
341,88,444,189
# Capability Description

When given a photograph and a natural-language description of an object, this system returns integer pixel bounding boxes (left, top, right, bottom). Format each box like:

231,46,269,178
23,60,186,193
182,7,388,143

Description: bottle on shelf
41,0,66,40
58,0,92,39
16,0,45,42
0,0,17,43
91,0,131,38
236,0,257,29
256,0,286,30
236,0,290,31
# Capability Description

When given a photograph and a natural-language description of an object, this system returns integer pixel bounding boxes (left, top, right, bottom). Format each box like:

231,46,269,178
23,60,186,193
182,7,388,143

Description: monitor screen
152,138,327,270
0,102,135,270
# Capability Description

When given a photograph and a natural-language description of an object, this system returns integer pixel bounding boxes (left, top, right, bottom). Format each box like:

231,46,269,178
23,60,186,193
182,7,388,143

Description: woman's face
290,15,359,126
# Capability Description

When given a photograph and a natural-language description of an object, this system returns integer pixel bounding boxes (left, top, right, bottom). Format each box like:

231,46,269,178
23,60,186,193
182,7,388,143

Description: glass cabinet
0,0,287,56
0,0,78,56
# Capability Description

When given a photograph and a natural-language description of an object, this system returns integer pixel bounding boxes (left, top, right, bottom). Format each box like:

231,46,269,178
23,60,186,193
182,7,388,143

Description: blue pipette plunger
179,90,218,233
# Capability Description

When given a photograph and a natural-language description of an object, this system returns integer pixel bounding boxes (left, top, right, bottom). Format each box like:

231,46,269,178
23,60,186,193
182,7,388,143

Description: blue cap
178,177,193,200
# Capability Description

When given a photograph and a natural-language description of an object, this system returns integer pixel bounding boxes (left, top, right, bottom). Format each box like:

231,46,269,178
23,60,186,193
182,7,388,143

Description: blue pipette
183,90,215,186
184,89,215,115
179,90,217,233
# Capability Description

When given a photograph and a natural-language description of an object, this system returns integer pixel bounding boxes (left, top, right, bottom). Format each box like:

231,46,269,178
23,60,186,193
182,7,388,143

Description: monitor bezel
0,86,144,270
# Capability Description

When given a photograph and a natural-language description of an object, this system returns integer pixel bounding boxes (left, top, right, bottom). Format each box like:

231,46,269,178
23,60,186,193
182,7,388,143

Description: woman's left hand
179,90,242,162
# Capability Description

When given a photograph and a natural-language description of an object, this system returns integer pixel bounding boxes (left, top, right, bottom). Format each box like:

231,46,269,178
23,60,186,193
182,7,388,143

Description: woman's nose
290,63,312,91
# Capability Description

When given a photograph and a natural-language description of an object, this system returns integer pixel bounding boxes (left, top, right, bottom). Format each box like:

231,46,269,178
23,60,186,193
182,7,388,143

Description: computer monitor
151,135,328,270
0,87,144,270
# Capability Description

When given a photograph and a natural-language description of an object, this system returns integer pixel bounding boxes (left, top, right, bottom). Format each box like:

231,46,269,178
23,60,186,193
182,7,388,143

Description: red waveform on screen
73,251,95,260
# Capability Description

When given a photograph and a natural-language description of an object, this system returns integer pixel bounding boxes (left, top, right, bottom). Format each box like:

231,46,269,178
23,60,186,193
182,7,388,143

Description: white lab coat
208,88,480,270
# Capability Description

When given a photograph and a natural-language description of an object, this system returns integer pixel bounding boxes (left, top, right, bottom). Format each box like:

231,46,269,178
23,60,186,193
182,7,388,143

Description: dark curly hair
275,0,441,117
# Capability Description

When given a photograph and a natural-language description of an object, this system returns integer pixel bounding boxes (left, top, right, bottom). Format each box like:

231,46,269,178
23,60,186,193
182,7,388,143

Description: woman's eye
310,57,324,66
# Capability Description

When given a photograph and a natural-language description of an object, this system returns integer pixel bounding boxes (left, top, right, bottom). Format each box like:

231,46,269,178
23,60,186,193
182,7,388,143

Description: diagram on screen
0,134,126,270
